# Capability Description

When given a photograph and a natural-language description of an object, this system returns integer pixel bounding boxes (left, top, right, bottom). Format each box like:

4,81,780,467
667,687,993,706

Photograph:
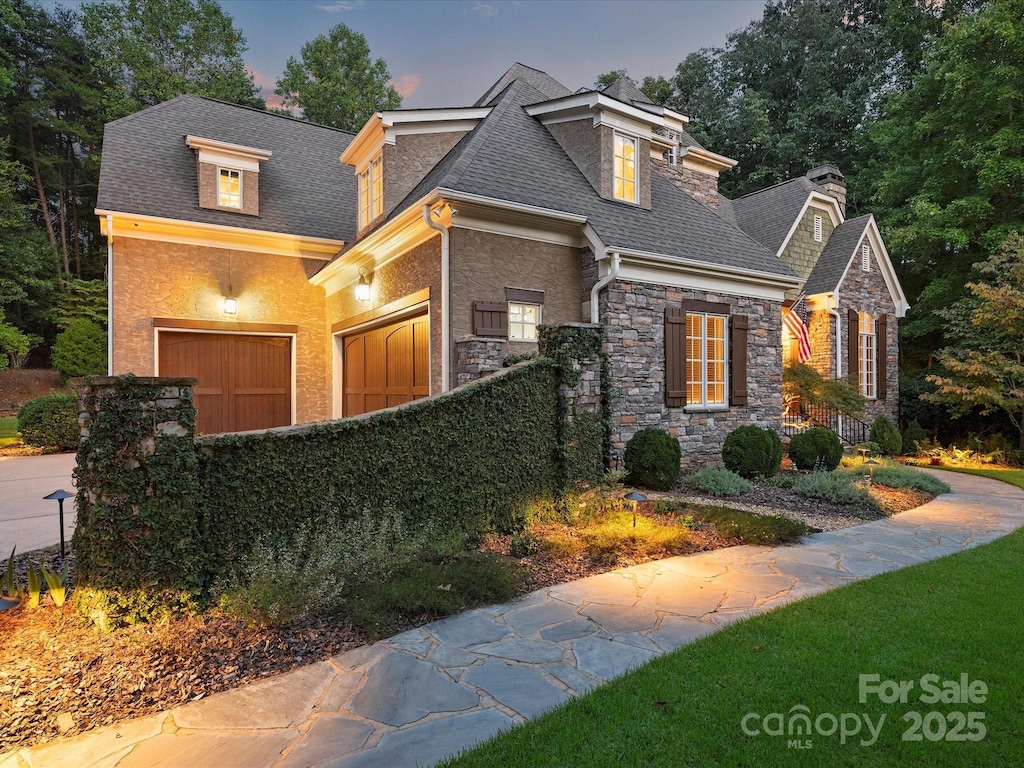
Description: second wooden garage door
343,313,429,417
158,332,291,434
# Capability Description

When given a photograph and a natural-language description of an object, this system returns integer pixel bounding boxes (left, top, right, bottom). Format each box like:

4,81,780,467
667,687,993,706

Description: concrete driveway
0,452,77,555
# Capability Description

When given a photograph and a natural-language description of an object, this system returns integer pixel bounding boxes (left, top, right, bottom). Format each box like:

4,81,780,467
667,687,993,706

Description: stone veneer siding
839,234,899,424
600,279,783,468
455,337,508,387
110,237,330,423
651,158,720,211
326,236,443,396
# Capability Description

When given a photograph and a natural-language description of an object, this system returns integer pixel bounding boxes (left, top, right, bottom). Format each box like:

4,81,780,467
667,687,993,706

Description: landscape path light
43,489,74,559
865,458,880,487
624,490,647,528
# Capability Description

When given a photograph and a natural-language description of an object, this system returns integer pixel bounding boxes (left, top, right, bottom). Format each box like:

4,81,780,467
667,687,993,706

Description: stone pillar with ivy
71,375,204,627
539,323,608,486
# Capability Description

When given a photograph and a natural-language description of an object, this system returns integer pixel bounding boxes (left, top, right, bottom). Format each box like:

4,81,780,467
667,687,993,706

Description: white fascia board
438,189,587,225
185,135,272,166
583,223,608,258
776,190,845,257
526,92,665,131
833,216,910,318
680,146,737,173
380,107,491,144
95,209,343,259
615,247,803,295
451,214,585,248
339,114,385,167
617,261,793,302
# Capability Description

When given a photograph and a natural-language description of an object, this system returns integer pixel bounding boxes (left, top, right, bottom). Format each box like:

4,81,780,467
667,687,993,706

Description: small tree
783,363,865,416
0,309,39,369
926,235,1024,451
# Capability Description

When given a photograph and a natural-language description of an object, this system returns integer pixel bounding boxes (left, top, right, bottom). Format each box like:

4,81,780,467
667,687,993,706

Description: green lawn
0,416,18,447
444,528,1024,767
932,466,1024,492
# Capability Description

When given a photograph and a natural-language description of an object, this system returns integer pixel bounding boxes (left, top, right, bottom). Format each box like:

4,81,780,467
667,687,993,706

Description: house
96,63,906,464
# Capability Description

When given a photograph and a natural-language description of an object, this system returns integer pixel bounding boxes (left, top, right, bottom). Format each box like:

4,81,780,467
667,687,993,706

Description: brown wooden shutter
877,314,888,399
847,308,859,384
665,307,686,407
473,301,508,337
730,315,748,406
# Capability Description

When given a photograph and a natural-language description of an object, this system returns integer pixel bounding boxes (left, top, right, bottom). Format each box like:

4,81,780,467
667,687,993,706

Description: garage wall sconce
223,289,238,315
355,267,372,302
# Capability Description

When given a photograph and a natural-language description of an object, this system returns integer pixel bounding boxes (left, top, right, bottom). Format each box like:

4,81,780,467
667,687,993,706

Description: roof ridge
444,80,528,189
733,176,808,201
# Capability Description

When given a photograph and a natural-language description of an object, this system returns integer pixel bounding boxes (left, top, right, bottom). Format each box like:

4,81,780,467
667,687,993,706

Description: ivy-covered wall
71,325,607,616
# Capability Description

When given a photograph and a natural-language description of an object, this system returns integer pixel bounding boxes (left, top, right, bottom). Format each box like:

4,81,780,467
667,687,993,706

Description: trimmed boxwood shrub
789,427,843,471
870,415,902,456
722,425,782,479
52,319,107,382
17,393,78,450
624,428,681,490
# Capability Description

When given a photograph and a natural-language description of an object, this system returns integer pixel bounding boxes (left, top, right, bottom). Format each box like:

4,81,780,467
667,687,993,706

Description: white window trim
684,311,729,411
217,166,242,209
508,301,542,341
357,152,383,228
612,131,639,204
813,215,823,242
859,312,876,400
861,244,871,271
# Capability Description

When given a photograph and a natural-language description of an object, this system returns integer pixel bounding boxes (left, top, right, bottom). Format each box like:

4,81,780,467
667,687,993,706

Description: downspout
827,292,843,440
590,252,620,324
106,214,113,375
423,204,451,391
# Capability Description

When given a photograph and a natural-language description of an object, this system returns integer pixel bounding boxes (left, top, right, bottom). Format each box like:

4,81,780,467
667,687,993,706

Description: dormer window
185,135,271,216
218,168,241,208
613,132,638,203
358,153,383,229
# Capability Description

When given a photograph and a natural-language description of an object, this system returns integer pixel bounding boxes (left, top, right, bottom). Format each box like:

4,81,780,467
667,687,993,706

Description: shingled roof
97,94,356,243
474,63,572,107
600,77,653,106
804,215,872,295
728,177,825,255
376,79,797,280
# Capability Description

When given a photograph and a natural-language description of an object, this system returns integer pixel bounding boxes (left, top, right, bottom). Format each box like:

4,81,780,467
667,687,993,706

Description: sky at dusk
213,0,766,110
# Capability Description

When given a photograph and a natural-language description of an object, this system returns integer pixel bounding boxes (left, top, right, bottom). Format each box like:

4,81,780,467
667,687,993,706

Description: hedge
18,393,78,450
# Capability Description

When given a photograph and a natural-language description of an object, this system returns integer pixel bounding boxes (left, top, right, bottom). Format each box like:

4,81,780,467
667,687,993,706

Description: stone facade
455,337,508,386
600,279,783,468
326,236,443,396
838,234,899,424
110,236,331,423
806,308,835,378
651,158,720,211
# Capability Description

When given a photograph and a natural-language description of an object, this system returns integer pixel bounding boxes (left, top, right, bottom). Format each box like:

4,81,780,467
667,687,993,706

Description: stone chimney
653,141,736,213
806,165,846,216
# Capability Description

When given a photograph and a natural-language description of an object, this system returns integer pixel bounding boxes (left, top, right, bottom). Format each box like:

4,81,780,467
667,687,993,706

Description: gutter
590,252,620,324
106,213,113,375
423,203,451,392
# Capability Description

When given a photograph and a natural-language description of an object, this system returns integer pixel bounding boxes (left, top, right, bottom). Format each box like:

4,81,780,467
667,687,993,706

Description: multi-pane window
358,154,383,227
613,132,637,203
508,302,541,340
859,311,876,398
686,312,727,407
813,215,823,242
218,168,241,208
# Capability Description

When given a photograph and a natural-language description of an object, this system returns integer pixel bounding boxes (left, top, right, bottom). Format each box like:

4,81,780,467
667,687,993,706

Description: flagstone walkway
2,469,1022,768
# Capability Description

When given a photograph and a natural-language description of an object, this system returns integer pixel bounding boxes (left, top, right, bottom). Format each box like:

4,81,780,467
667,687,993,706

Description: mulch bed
0,486,933,755
0,369,66,417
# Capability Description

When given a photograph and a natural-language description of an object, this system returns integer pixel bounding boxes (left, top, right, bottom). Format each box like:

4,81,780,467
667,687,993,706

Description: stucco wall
326,236,443,396
197,162,259,216
600,279,783,468
110,237,330,422
546,120,651,209
383,131,467,215
839,234,899,424
449,229,584,366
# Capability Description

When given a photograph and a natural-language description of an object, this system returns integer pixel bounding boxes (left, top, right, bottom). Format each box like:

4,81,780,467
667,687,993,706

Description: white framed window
666,144,677,166
686,312,728,407
861,244,871,271
357,153,383,228
613,132,638,203
218,167,241,208
859,311,876,399
508,302,541,340
813,215,823,242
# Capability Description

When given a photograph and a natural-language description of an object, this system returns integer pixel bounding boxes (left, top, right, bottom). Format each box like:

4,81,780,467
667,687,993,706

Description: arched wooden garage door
343,313,429,417
158,332,291,434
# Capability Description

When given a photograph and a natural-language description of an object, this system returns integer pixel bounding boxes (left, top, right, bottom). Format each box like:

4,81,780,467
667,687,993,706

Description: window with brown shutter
473,301,508,337
665,301,743,408
877,314,888,399
665,307,686,407
730,315,748,406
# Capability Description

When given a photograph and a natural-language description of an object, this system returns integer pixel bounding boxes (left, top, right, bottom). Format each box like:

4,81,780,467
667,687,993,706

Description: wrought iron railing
781,402,871,446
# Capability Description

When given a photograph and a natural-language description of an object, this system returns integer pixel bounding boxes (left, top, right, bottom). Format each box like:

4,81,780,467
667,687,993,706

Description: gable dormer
525,91,671,210
186,135,272,216
340,107,490,235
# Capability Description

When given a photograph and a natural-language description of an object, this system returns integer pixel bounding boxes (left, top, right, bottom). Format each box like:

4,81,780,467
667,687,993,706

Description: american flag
783,295,812,363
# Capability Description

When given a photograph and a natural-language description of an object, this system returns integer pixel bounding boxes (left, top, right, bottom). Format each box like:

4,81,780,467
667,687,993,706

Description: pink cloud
249,66,292,111
391,73,422,99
